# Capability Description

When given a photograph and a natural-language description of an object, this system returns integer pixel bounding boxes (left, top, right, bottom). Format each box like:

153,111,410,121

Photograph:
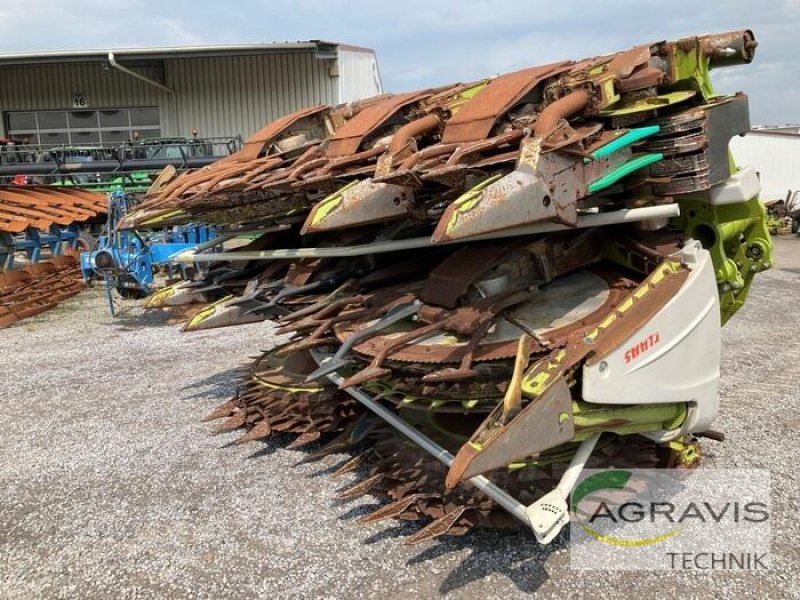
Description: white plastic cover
581,242,721,436
709,166,761,205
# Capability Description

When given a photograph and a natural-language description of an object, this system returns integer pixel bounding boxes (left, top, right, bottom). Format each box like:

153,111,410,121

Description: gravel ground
1,238,799,599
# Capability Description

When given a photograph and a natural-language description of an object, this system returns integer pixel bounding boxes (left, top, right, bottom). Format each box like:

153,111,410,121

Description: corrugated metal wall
730,133,800,201
164,53,340,139
0,49,379,140
0,62,167,132
337,49,383,104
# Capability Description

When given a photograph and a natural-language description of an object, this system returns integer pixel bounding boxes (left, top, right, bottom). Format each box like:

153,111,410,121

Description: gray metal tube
107,52,175,95
174,204,681,264
167,224,293,259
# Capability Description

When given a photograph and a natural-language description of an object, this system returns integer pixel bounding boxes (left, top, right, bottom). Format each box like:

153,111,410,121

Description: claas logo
624,332,661,364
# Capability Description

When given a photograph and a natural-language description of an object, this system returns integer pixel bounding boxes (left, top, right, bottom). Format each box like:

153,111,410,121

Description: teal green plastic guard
589,125,661,160
587,152,664,194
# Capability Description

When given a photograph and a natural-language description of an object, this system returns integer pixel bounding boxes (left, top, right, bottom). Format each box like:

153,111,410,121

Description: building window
4,107,161,145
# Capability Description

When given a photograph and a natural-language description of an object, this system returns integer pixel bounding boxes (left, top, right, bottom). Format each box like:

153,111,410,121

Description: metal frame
0,136,242,179
0,224,81,271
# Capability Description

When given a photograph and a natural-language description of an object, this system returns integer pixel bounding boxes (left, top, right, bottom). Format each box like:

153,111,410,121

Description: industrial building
730,127,800,201
0,41,382,145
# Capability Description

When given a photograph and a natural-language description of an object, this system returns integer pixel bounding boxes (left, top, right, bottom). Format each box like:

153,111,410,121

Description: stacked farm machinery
125,31,771,544
0,186,106,327
0,185,217,321
80,190,215,314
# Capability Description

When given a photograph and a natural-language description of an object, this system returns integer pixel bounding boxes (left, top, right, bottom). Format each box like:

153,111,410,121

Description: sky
0,0,797,125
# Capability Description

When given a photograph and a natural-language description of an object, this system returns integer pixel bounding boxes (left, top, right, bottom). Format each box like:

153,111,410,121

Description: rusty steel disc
334,268,634,364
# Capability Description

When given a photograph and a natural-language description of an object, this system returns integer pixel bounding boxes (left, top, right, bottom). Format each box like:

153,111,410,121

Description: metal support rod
557,432,601,495
175,204,681,264
166,225,293,260
107,52,175,95
164,231,238,260
310,349,532,527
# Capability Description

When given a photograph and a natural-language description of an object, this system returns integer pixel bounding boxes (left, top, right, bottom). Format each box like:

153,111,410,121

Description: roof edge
0,40,374,66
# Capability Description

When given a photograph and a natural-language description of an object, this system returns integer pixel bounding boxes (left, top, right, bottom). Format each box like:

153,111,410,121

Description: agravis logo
571,470,769,547
571,470,681,546
569,469,771,571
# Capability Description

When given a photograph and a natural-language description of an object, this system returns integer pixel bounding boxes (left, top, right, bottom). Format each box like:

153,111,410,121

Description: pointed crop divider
430,137,577,244
431,125,665,243
442,260,684,486
301,179,412,234
145,279,214,308
588,125,660,160
583,125,662,193
203,398,238,422
277,281,357,324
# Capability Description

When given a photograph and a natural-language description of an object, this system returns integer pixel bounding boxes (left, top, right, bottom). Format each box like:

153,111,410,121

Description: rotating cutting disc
335,268,624,364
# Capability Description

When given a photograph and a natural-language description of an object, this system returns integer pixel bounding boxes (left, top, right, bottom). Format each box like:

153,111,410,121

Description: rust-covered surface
0,187,106,233
0,254,84,327
135,31,771,545
324,91,433,157
239,104,330,161
120,30,759,235
440,62,571,144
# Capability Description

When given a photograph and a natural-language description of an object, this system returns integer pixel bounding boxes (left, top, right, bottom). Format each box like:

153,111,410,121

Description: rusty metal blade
214,411,248,433
336,473,384,500
359,493,437,524
202,398,239,422
305,431,359,460
286,430,322,449
339,367,392,389
404,506,468,545
431,155,576,244
233,420,273,444
333,453,369,478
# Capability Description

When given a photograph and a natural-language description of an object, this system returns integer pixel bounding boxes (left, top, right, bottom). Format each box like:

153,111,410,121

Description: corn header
129,31,771,544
